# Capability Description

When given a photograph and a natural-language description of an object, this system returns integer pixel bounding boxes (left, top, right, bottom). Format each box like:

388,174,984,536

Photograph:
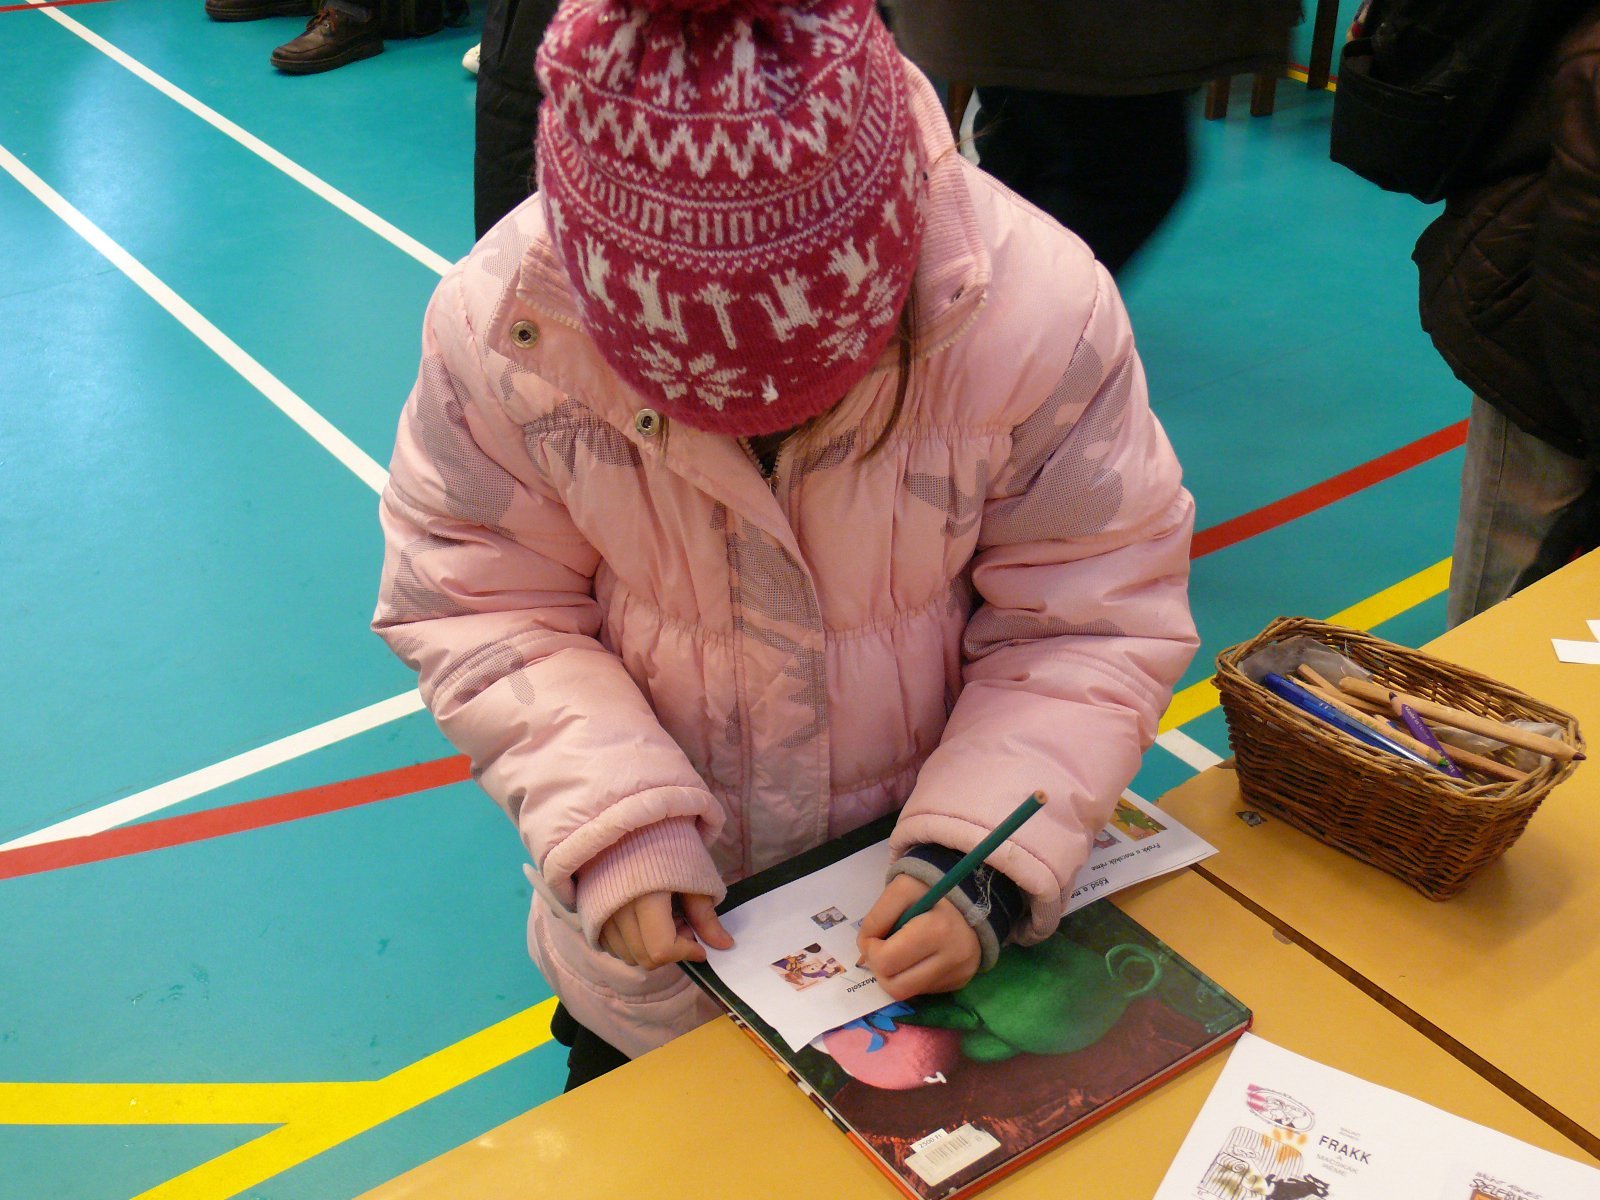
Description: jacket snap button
634,408,662,437
510,320,539,347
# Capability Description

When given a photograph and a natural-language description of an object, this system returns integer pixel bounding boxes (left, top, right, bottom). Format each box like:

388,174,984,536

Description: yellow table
360,871,1596,1199
1161,549,1600,1156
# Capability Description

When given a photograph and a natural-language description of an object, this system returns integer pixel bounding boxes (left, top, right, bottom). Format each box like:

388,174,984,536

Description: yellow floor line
1284,66,1337,92
0,999,556,1200
126,998,557,1200
0,1081,330,1126
1158,557,1452,734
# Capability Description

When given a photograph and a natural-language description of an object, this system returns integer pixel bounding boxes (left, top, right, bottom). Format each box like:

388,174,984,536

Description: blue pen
1260,673,1438,770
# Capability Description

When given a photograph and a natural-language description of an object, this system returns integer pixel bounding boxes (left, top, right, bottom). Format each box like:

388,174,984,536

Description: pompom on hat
535,0,926,436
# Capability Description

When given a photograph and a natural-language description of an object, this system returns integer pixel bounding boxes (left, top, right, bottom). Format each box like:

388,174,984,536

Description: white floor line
0,691,427,851
1156,728,1225,772
0,141,390,494
28,0,455,278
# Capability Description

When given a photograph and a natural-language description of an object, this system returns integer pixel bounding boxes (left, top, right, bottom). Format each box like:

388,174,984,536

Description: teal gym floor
0,3,1467,1197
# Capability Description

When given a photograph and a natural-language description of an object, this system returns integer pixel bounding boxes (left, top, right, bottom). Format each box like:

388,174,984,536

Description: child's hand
599,891,734,970
856,876,981,1000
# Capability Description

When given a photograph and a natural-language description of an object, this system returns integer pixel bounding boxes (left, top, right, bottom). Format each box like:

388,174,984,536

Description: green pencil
890,790,1047,934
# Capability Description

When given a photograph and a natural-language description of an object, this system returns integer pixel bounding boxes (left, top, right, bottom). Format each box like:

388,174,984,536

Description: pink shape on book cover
821,1022,963,1091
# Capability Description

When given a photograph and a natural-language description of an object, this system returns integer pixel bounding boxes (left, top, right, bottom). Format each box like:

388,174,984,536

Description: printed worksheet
1154,1033,1600,1199
703,840,896,1051
1066,790,1215,911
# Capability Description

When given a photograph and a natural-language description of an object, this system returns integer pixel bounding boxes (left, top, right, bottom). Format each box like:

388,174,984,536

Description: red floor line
0,755,470,881
1191,420,1469,559
0,0,118,12
0,423,1470,880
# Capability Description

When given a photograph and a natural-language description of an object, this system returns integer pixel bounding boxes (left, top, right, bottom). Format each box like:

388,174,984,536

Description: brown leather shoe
270,4,383,75
204,0,315,21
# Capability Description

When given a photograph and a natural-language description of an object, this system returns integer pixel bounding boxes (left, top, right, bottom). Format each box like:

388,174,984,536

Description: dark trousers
971,87,1193,277
550,1001,631,1092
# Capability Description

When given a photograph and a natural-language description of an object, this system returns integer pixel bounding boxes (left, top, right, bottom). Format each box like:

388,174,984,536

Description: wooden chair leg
1307,0,1339,90
945,80,974,139
1250,69,1279,116
1205,75,1231,120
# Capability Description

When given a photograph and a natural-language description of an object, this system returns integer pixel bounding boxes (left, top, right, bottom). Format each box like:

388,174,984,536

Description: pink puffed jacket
374,67,1198,1058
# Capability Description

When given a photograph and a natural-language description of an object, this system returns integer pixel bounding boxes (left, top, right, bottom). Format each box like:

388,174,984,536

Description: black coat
1414,12,1600,466
474,0,560,239
883,0,1303,95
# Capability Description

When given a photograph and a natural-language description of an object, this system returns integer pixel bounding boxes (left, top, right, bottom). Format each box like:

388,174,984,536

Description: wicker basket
1214,617,1584,900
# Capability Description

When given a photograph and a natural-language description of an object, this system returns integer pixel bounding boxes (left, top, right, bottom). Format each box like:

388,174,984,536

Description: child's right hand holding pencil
858,791,1047,999
855,878,983,1000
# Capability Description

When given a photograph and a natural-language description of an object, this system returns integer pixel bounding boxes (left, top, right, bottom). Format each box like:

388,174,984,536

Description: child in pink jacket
374,0,1198,1089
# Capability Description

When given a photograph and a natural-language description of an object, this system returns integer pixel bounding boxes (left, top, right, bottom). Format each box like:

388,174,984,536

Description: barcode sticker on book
905,1124,1002,1186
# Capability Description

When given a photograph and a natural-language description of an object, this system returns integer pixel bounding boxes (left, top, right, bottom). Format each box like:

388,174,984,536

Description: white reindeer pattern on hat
536,0,925,433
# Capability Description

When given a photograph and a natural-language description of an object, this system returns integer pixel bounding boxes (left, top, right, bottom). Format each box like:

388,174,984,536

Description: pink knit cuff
573,817,727,948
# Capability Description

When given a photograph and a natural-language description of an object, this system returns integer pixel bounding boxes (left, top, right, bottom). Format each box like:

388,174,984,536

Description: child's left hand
856,876,981,1000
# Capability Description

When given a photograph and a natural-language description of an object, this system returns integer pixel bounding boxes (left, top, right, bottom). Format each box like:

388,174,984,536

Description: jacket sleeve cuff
888,845,1025,972
572,817,727,948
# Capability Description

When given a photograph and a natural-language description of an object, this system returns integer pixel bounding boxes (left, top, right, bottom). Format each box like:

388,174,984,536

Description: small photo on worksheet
810,906,849,930
770,944,847,992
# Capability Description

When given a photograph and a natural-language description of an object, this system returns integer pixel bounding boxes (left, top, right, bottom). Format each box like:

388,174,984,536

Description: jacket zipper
737,436,781,492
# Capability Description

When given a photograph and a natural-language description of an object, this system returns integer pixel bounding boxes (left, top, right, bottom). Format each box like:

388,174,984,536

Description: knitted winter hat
535,0,926,436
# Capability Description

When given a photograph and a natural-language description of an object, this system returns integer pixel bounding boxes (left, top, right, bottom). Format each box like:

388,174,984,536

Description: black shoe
204,0,315,21
270,4,382,74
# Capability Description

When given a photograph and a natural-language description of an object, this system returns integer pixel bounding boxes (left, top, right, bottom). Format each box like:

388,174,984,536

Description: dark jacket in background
1414,10,1600,467
474,0,560,239
883,0,1303,95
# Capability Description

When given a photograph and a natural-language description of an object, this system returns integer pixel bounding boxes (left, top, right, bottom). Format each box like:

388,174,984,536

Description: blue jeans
1449,397,1599,627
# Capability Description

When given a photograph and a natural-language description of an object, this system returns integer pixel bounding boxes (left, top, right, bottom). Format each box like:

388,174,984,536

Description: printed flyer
1066,790,1215,912
1153,1034,1600,1199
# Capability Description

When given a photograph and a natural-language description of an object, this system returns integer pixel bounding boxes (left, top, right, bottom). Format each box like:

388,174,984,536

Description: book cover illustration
691,898,1251,1200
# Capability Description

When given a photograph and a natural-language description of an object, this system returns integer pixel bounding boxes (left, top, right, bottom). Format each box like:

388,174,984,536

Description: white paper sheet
704,792,1215,1051
703,840,896,1051
1065,790,1216,912
1154,1033,1600,1199
1552,638,1600,664
1551,619,1600,663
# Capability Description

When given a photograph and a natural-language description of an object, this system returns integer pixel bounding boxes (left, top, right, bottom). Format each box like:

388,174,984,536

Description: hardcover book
681,816,1252,1200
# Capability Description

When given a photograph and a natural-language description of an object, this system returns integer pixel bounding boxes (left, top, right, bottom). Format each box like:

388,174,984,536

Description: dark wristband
898,842,1026,950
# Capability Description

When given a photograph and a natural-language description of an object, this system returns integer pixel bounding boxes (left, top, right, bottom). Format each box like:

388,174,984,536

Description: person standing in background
883,0,1303,275
1412,6,1600,625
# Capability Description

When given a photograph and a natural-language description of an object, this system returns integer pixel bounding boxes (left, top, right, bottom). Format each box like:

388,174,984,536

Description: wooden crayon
1338,677,1580,764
